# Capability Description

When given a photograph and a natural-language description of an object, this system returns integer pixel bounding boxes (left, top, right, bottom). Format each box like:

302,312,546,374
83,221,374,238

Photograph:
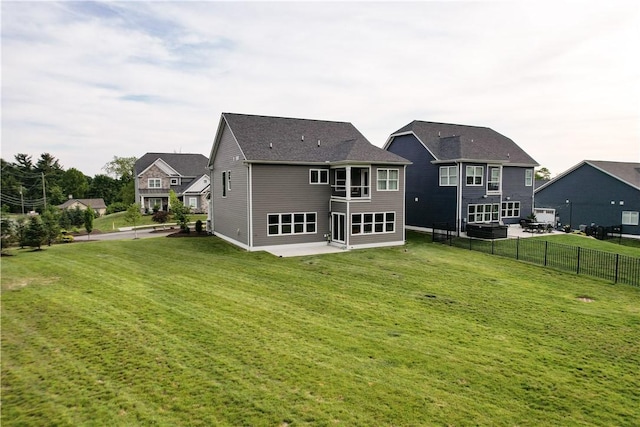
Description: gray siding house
208,113,411,252
134,153,210,214
535,160,640,235
384,120,538,233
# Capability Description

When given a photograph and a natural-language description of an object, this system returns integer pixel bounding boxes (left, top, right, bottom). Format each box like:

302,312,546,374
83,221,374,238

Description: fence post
492,239,495,255
577,247,581,274
516,237,519,260
615,254,619,284
544,241,548,266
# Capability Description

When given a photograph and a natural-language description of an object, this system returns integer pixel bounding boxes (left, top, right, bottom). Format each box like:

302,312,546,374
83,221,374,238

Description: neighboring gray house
384,120,538,233
208,113,411,252
134,153,210,214
535,160,640,235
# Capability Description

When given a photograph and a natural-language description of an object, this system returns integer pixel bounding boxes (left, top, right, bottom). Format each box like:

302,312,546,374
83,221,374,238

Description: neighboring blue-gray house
207,113,411,252
535,160,640,235
134,153,210,214
383,120,538,233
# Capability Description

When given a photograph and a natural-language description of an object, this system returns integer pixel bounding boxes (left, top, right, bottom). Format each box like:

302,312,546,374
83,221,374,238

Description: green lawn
529,233,640,258
93,212,208,233
2,233,639,426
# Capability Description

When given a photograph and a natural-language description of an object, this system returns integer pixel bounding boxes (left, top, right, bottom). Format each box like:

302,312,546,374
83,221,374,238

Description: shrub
106,202,128,215
195,220,203,233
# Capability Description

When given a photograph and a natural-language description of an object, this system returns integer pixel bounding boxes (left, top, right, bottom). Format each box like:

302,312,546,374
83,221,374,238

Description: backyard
1,232,639,425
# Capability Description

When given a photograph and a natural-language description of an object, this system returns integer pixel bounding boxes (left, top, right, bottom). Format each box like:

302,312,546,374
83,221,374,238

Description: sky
2,1,639,178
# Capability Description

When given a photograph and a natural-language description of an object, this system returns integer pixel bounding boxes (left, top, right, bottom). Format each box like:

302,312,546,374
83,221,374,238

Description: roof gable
218,113,409,165
388,120,538,166
535,160,640,193
135,153,209,177
182,174,210,194
58,198,107,210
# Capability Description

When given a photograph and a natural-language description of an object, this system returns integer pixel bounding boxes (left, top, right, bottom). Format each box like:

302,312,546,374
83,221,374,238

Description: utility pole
20,187,25,215
42,172,47,209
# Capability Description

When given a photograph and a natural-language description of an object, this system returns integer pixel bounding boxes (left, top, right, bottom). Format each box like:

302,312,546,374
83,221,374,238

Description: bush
152,210,169,225
106,202,128,215
195,220,203,233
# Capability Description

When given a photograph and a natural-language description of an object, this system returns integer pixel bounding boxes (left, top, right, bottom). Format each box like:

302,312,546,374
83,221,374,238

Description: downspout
248,163,253,250
457,162,463,236
345,165,351,248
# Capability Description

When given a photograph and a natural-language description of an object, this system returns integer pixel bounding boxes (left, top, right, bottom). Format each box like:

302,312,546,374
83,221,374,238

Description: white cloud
2,1,639,177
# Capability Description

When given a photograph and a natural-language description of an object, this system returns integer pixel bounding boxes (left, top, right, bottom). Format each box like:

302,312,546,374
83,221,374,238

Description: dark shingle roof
587,160,640,190
135,153,209,176
222,113,409,164
390,120,538,166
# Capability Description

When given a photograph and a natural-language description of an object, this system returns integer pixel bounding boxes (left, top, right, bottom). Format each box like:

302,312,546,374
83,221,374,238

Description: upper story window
310,169,329,184
525,169,533,187
148,178,162,189
377,169,399,191
466,166,483,186
488,166,501,192
439,166,457,186
170,177,180,186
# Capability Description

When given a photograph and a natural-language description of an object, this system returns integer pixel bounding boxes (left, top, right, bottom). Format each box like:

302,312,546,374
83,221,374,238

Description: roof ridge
223,112,352,125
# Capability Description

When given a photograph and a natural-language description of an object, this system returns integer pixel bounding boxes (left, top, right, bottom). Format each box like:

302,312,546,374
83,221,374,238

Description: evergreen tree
1,216,15,253
24,216,46,249
42,206,61,246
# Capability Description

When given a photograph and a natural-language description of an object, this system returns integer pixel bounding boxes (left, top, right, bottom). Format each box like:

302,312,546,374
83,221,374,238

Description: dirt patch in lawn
577,296,595,302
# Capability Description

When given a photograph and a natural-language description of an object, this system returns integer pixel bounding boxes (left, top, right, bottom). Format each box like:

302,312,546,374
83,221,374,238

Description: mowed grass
2,233,639,426
528,233,640,258
92,212,208,233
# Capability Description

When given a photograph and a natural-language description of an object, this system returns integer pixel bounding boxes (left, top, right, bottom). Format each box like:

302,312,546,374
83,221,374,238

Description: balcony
331,167,370,200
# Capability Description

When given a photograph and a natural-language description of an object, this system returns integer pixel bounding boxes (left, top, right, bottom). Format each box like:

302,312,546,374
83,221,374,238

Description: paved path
74,228,175,241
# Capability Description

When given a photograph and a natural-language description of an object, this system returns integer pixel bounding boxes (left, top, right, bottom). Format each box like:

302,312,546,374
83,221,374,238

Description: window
352,212,395,234
222,171,227,197
439,166,457,186
227,170,231,191
377,169,399,191
170,177,180,185
335,169,346,192
501,201,521,218
525,169,533,187
148,178,161,189
310,169,329,184
466,166,483,186
188,197,198,208
488,166,501,192
622,211,639,225
267,212,317,236
468,203,499,223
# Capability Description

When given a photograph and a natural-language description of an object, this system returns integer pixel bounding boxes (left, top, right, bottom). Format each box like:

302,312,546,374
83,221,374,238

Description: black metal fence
431,224,640,287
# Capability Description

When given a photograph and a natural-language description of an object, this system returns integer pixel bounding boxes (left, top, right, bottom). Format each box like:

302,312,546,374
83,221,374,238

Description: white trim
213,232,250,251
525,169,533,187
383,131,439,161
309,168,329,184
182,174,210,194
137,157,181,177
347,240,406,250
376,168,399,191
439,165,458,186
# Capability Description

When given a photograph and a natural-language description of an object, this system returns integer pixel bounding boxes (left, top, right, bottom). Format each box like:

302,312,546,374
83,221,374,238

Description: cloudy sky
2,1,639,177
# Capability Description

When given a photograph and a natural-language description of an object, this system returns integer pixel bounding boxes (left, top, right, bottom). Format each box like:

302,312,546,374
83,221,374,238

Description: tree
24,216,46,250
169,190,190,232
42,206,61,246
60,168,89,199
535,167,551,181
84,208,95,239
103,156,137,182
88,174,120,206
1,216,15,253
124,203,142,239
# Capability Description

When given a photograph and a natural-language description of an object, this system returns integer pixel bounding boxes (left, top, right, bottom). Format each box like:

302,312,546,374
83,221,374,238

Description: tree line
1,153,137,214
